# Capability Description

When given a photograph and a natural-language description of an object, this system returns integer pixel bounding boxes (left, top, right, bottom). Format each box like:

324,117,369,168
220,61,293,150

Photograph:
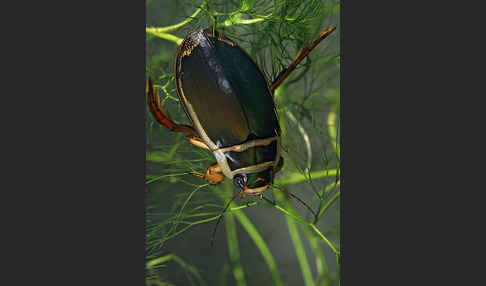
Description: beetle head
233,168,274,194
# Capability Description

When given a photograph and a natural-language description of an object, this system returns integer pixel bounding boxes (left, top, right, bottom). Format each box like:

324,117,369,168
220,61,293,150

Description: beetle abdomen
224,140,278,171
174,29,280,149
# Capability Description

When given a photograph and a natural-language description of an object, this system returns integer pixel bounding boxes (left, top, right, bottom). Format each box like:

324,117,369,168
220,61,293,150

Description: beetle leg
186,135,210,150
147,78,197,134
192,162,225,185
269,26,336,92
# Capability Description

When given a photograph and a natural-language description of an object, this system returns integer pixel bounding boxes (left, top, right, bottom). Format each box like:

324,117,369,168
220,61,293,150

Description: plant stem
146,30,183,45
212,184,283,286
145,172,193,184
275,169,338,186
306,232,329,284
146,254,204,284
163,216,219,242
327,105,340,157
309,224,339,256
264,198,339,257
315,190,340,223
148,1,207,34
229,201,258,211
286,109,312,172
234,211,283,286
220,16,267,27
286,207,315,286
223,181,247,286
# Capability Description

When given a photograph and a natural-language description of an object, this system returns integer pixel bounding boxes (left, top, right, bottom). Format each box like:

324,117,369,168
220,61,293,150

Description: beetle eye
233,174,247,189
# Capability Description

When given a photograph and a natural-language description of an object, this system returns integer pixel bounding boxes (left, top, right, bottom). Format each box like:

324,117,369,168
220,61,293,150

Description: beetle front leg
186,135,210,150
192,162,225,185
269,26,336,92
147,78,197,134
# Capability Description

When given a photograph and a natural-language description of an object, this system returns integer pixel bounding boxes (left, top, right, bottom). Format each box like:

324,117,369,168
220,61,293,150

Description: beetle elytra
148,27,335,197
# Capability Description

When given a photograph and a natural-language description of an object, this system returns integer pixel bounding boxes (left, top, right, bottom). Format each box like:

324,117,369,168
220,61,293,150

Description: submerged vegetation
146,0,340,285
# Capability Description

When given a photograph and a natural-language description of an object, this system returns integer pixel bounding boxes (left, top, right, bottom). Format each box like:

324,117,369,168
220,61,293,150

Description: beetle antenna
269,26,336,92
270,185,316,217
210,190,242,247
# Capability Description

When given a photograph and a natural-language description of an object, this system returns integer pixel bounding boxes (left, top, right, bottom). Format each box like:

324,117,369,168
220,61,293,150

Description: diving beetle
148,27,335,199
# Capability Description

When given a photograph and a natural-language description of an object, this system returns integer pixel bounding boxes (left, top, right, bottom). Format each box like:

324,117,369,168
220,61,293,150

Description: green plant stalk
155,81,179,102
218,0,266,27
146,30,183,45
224,17,266,25
275,189,327,286
278,83,322,200
286,212,315,286
163,215,219,242
323,180,340,196
148,1,207,33
147,279,174,286
313,180,340,212
230,201,259,211
315,190,340,223
275,169,338,186
273,82,285,99
168,184,208,237
225,213,246,286
223,181,247,286
233,210,283,286
146,139,180,163
219,13,299,27
146,173,192,184
147,0,271,44
146,254,204,284
220,1,246,26
265,200,339,257
336,255,341,286
309,224,339,256
327,107,340,157
147,254,173,268
286,109,312,172
211,185,283,286
306,232,329,283
219,263,231,286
